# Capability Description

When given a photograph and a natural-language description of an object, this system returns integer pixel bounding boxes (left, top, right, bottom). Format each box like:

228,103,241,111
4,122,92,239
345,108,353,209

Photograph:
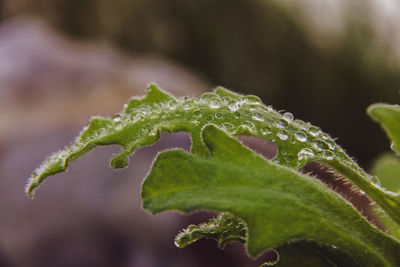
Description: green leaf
368,104,400,155
142,125,400,266
371,154,400,240
175,213,359,266
272,241,359,267
27,84,400,226
371,154,400,192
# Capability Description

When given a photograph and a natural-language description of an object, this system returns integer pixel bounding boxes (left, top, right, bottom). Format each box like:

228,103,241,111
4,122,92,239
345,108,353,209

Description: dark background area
0,0,400,266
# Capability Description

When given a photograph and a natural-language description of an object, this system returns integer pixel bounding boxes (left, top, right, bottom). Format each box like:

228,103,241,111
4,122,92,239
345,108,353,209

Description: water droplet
167,100,178,110
181,102,192,110
312,139,330,150
391,142,397,152
248,104,259,111
282,112,294,122
242,95,262,104
204,96,221,109
239,121,255,133
261,126,271,136
321,133,330,140
295,130,307,142
252,112,264,121
317,150,335,160
215,112,223,119
294,119,306,127
325,139,336,150
142,124,152,134
277,130,289,140
308,126,320,137
275,119,288,129
113,113,122,122
371,175,381,186
227,100,240,112
131,113,141,122
298,148,314,161
239,110,252,118
220,122,235,133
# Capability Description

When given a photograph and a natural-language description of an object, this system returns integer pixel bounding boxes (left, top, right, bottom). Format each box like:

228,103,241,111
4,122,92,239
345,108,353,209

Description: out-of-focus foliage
8,0,400,165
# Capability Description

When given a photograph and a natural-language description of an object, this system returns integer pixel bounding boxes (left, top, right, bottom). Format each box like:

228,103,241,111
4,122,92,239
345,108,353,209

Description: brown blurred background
0,0,400,266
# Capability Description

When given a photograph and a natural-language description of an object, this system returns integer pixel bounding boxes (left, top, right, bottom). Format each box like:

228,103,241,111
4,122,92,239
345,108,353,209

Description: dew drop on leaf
295,130,307,142
308,126,320,137
275,119,288,129
215,112,223,119
141,124,152,134
298,148,314,161
112,113,122,122
282,112,294,122
277,130,289,140
227,100,240,112
312,139,330,150
317,150,335,160
220,122,235,133
252,112,264,121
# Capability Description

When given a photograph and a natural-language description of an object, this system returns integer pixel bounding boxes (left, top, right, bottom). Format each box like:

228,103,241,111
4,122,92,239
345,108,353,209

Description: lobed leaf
27,85,400,227
142,125,400,266
368,104,400,155
175,213,359,266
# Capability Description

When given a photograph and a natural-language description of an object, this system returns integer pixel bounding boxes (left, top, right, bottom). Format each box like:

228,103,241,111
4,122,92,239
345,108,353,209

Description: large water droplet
277,130,289,140
207,97,221,109
295,130,307,142
252,112,264,121
227,100,240,112
298,148,314,161
220,122,235,133
317,150,335,160
282,112,294,122
275,119,288,129
242,95,262,104
312,139,330,150
308,126,320,137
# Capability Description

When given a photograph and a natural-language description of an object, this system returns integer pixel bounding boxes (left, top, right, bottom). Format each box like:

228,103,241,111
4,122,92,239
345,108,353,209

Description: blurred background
0,0,400,266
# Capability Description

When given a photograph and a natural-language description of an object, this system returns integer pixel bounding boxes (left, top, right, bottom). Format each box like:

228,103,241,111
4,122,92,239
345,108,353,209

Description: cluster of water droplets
109,91,343,169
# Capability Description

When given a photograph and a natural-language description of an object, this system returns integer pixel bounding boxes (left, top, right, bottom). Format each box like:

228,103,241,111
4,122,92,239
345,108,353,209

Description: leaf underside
142,124,400,266
27,84,400,266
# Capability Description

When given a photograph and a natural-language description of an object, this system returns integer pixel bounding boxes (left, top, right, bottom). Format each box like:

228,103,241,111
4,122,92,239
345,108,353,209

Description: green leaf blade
142,125,400,266
368,103,400,154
